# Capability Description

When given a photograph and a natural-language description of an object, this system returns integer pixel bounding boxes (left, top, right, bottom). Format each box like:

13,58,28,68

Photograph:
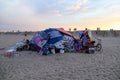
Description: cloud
24,0,66,16
52,10,62,17
67,3,82,11
0,0,48,24
50,0,67,7
66,0,89,11
81,7,89,12
83,0,88,3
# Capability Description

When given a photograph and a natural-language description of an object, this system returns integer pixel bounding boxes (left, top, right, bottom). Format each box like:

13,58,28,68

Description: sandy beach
0,33,120,80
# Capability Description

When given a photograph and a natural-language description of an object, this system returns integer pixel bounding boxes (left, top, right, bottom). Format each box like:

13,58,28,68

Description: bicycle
79,38,102,53
94,38,102,52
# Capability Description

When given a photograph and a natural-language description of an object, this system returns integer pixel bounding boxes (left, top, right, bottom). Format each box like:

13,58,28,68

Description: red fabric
55,28,75,39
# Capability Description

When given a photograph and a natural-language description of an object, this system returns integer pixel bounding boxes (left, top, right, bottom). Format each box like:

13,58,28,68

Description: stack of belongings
31,28,75,55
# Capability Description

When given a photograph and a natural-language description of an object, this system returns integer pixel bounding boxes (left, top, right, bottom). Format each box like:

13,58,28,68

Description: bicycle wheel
96,44,102,51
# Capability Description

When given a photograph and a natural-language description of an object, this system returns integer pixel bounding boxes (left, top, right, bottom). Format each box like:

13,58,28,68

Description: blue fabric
44,28,63,44
82,35,88,46
79,31,83,36
47,37,63,44
35,31,48,40
32,31,48,48
78,31,88,46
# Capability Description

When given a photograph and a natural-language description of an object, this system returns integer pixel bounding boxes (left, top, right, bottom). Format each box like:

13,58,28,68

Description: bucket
60,49,64,54
51,49,56,54
89,47,95,54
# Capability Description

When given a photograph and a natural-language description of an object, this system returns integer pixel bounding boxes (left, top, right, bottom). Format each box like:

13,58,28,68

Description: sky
0,0,120,31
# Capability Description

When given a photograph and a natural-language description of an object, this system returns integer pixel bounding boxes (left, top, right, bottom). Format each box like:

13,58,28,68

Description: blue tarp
44,28,63,44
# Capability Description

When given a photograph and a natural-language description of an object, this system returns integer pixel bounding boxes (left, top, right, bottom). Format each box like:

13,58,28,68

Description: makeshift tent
31,28,75,54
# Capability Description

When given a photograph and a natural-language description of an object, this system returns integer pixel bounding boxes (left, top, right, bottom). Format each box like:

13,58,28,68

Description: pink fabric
55,28,75,39
0,48,5,50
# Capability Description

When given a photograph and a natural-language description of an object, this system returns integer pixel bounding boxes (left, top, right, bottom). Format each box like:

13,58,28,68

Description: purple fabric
32,31,48,48
74,43,80,51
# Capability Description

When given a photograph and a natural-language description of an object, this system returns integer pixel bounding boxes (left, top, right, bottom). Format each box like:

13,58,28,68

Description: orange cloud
67,3,82,11
66,0,89,11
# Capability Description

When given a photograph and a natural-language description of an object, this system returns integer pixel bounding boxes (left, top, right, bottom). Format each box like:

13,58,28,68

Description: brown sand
0,33,120,80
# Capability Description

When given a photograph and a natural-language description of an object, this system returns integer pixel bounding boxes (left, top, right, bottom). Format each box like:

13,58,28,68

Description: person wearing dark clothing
80,30,90,53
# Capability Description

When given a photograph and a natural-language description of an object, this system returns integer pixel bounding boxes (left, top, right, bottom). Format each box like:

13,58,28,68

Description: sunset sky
0,0,120,31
